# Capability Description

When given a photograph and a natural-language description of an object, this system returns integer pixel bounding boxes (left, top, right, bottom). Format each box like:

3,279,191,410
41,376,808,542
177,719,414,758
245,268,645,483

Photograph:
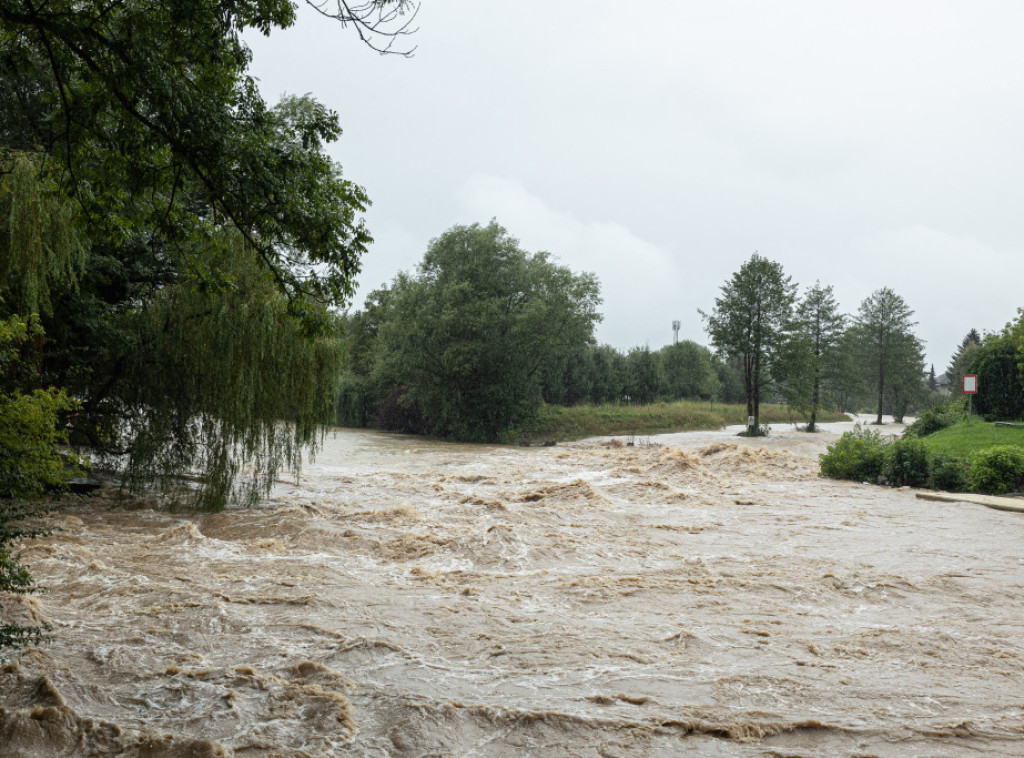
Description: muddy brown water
2,419,1023,757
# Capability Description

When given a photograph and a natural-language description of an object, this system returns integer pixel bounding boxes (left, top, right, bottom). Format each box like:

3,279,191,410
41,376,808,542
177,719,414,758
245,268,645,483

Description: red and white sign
963,374,979,394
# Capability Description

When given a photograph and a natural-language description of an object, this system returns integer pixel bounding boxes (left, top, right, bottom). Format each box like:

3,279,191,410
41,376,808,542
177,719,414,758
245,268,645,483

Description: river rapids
1,420,1023,757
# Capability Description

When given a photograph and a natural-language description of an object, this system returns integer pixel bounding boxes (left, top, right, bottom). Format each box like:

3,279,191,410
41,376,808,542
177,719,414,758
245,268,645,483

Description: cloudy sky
245,1,1024,370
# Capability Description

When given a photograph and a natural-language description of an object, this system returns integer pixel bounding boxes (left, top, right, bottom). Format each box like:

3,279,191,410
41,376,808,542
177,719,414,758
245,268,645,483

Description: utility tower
672,320,680,344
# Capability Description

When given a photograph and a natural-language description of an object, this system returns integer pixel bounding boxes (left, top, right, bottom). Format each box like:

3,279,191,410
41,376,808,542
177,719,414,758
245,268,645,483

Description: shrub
930,455,968,492
819,425,888,482
884,436,929,488
968,445,1024,495
905,397,966,438
1,315,77,657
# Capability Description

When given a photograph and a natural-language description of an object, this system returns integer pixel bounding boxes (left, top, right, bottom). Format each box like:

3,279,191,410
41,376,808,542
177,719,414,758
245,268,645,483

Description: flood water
2,420,1023,756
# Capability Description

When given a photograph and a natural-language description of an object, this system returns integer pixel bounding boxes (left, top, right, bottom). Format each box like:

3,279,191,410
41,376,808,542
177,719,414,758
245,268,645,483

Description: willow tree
701,253,796,435
111,236,344,510
1,0,401,507
0,154,85,318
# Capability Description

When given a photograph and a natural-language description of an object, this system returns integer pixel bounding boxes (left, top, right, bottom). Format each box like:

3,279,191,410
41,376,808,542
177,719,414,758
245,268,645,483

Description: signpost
963,374,978,423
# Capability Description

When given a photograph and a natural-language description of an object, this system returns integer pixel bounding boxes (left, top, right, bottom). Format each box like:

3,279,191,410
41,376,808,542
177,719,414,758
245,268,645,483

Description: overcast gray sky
246,1,1024,370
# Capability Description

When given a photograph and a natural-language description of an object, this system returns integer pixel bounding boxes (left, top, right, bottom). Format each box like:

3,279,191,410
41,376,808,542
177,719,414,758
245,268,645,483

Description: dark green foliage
0,314,81,497
0,315,75,656
823,329,867,414
702,253,796,432
883,436,929,488
113,239,344,510
849,288,925,424
370,221,601,442
659,340,719,401
963,319,1024,420
779,282,846,431
0,155,86,317
588,345,628,404
0,2,377,315
1,4,380,508
819,425,888,482
335,372,371,428
968,445,1024,495
930,455,968,492
946,329,982,395
905,397,966,438
624,345,665,404
712,356,746,404
539,348,597,406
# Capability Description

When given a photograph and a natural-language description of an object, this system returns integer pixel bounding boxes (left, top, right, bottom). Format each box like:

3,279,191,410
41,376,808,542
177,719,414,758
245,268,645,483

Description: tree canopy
963,311,1024,420
353,221,602,442
779,282,846,431
702,253,796,433
850,287,925,424
0,0,410,507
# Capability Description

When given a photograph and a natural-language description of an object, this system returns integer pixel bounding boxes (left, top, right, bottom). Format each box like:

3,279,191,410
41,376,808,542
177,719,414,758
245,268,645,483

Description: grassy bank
920,420,1024,458
513,401,849,443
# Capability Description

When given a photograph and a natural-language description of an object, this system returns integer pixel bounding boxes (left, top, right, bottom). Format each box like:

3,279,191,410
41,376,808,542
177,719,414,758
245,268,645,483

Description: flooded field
2,420,1023,757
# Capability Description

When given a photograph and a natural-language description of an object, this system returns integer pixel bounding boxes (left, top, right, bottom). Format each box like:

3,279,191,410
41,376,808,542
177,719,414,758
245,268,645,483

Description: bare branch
304,0,419,56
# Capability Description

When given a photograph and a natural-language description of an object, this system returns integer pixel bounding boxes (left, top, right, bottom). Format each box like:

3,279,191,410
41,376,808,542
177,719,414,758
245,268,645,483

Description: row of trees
338,246,938,442
538,341,742,408
702,254,927,433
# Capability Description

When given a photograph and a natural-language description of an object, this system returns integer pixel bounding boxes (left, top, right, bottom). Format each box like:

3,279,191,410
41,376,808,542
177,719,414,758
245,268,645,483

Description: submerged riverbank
2,421,1022,756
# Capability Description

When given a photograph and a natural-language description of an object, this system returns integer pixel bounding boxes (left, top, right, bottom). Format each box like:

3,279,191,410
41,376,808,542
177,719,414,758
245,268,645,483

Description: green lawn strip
921,421,1024,459
514,402,848,443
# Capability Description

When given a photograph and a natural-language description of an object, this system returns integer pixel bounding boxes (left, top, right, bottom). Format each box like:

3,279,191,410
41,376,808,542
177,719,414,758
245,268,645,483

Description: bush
819,425,888,482
0,315,76,656
968,445,1024,495
905,397,966,438
884,436,929,487
930,455,968,492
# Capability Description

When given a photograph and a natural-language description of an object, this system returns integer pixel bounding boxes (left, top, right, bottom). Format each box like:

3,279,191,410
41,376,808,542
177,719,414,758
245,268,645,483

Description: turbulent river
2,420,1023,757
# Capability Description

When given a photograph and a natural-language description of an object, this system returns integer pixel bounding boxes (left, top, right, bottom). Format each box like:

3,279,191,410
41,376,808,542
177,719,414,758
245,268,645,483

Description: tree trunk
876,368,885,425
808,372,820,432
752,357,760,433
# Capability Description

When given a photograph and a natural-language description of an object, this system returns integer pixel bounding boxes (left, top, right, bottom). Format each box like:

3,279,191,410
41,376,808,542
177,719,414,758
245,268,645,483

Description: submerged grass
513,401,849,443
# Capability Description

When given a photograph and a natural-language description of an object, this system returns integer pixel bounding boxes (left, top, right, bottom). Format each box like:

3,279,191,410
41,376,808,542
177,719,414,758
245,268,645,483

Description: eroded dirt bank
2,423,1023,757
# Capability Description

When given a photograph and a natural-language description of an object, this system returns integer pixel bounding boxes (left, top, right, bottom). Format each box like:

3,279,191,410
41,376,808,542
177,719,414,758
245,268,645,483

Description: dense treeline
537,342,744,408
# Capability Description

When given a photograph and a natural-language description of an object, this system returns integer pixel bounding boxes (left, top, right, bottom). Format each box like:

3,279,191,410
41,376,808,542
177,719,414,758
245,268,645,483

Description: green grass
920,420,1024,459
511,401,849,443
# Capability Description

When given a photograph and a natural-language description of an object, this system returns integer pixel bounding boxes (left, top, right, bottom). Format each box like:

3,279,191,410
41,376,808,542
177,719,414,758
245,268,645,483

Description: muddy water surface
2,422,1024,756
